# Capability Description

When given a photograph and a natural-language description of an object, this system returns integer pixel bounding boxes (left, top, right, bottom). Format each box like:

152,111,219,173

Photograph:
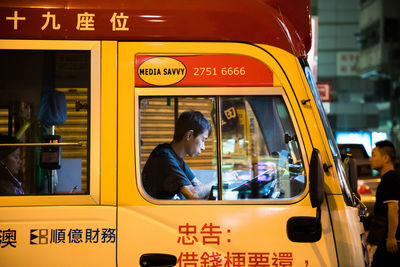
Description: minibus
0,0,368,266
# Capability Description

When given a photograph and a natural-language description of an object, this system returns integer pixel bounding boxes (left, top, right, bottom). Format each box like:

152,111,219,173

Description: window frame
135,86,309,204
0,40,101,206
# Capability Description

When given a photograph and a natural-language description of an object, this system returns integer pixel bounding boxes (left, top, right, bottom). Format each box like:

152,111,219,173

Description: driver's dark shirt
142,143,195,199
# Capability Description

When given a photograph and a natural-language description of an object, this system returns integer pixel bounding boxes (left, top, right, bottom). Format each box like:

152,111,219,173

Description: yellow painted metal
117,41,324,206
100,41,118,206
326,194,367,265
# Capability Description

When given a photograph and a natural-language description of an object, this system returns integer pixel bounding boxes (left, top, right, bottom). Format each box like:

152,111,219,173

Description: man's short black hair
173,110,212,142
375,140,396,163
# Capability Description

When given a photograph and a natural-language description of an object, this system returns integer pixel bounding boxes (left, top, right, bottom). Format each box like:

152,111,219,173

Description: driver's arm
180,180,214,199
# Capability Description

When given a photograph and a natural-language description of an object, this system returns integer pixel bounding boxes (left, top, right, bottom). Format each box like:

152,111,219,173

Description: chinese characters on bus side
178,223,227,245
0,229,17,248
178,252,294,267
30,228,116,244
176,223,294,267
0,228,116,248
5,10,129,31
42,11,60,30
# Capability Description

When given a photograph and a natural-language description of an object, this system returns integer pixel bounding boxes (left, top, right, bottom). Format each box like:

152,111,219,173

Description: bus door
117,42,337,266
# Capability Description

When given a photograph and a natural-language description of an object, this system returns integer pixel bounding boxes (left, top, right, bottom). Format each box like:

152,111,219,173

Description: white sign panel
337,51,359,76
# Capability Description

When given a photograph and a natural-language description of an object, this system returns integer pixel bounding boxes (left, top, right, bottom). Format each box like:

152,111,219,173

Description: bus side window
139,95,305,201
0,50,90,196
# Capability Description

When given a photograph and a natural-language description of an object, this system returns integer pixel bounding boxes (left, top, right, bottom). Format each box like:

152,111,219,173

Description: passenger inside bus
0,135,24,195
142,110,216,200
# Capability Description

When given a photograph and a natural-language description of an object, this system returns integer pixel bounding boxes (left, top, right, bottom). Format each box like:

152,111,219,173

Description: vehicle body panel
0,1,367,266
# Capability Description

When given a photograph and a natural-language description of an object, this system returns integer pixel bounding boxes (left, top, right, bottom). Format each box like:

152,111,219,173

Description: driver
142,110,215,199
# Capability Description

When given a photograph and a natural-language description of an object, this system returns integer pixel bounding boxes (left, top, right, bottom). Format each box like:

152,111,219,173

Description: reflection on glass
218,96,305,200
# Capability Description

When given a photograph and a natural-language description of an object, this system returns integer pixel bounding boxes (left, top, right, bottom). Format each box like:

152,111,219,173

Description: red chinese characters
177,251,294,267
177,223,226,246
178,223,199,245
176,223,295,267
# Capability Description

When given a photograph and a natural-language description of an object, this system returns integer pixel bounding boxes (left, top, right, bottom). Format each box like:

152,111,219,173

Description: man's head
173,110,212,157
370,140,396,172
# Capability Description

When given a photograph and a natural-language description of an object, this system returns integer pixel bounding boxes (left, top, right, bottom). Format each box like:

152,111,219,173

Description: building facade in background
316,0,400,155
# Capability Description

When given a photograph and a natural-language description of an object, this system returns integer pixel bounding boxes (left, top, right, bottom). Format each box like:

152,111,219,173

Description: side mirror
286,148,323,243
343,156,358,193
309,148,324,208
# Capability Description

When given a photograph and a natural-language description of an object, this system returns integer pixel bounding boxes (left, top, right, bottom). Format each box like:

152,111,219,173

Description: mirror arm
323,163,332,172
316,206,321,224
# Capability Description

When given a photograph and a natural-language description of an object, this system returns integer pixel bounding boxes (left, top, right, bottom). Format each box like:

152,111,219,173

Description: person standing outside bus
142,110,214,200
368,140,400,266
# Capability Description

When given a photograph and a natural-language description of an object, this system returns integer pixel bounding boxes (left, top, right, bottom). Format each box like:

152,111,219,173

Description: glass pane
220,96,305,200
140,97,217,200
0,50,90,196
